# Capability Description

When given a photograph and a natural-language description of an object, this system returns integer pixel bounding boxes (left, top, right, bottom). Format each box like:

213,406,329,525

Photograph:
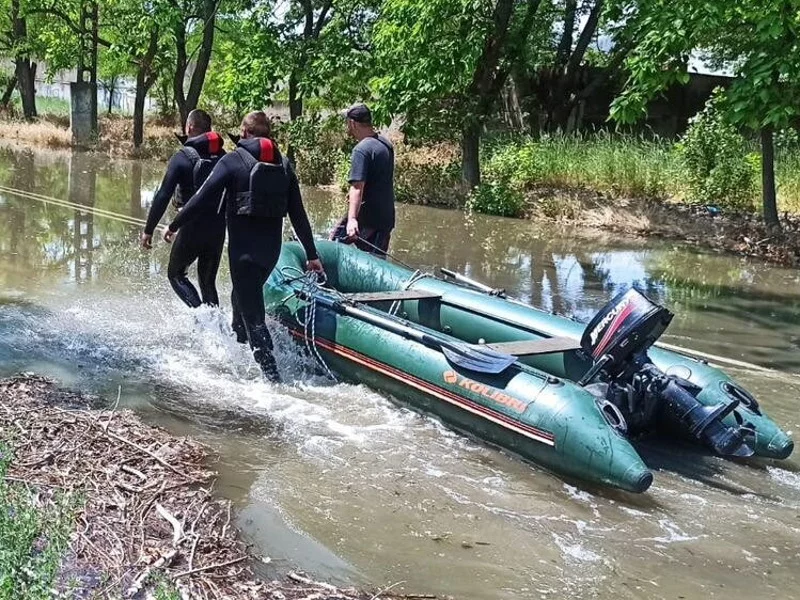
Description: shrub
678,92,758,211
465,179,525,217
277,114,348,186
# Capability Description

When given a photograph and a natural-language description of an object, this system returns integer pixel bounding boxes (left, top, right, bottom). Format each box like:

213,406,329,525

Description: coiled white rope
279,266,338,381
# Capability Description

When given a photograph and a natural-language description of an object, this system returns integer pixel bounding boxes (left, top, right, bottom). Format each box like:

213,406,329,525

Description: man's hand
163,227,177,243
140,232,153,249
346,217,359,239
306,259,324,275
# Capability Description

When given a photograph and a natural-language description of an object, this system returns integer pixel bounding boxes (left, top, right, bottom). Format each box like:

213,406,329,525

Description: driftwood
0,374,436,600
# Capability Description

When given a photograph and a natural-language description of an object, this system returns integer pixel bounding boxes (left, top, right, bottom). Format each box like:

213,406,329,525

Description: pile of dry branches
0,375,425,600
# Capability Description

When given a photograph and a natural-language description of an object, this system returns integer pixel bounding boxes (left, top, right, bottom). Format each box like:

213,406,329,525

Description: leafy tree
611,0,800,230
0,0,45,119
371,0,543,187
98,45,129,115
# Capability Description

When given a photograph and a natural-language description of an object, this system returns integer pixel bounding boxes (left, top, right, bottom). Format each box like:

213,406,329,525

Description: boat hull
264,241,793,491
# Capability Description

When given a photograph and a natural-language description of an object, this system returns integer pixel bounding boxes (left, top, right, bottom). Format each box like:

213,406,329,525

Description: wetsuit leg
229,258,279,382
227,217,284,381
196,217,226,306
230,288,248,344
167,226,202,308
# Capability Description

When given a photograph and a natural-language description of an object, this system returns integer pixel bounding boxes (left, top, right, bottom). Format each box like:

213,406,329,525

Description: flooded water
1,146,800,599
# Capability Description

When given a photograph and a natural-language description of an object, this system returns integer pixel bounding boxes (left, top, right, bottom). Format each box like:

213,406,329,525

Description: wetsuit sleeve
286,163,319,261
169,156,231,231
144,152,188,234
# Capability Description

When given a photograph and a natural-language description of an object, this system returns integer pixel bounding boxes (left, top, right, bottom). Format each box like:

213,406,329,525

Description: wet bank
1,147,800,599
0,374,417,600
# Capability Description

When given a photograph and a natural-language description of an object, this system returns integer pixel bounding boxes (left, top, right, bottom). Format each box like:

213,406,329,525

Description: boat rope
279,266,338,382
0,184,148,227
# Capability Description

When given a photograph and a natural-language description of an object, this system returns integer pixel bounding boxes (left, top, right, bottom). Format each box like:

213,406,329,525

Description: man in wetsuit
163,111,323,382
140,109,226,307
330,103,395,256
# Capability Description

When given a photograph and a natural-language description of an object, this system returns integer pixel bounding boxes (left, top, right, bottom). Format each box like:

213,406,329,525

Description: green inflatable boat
264,241,793,493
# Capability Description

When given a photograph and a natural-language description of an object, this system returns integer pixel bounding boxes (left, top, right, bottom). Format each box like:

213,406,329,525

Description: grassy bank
0,115,177,160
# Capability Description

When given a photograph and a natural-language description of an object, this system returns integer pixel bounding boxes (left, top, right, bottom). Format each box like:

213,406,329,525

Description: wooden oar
305,292,517,375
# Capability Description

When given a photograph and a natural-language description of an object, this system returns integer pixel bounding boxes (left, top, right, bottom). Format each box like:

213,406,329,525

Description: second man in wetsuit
163,111,323,382
141,109,226,307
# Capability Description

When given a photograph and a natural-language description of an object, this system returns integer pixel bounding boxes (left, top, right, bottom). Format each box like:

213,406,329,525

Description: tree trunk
1,75,17,107
11,0,37,120
461,120,481,188
288,70,303,121
174,21,188,128
106,77,116,115
761,125,780,231
133,74,147,148
185,0,216,120
174,0,217,131
15,59,37,120
134,30,159,148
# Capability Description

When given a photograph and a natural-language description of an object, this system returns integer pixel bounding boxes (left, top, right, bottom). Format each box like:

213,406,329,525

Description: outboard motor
580,288,753,458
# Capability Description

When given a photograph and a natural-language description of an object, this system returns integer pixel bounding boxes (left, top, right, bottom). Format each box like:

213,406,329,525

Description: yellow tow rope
0,184,148,228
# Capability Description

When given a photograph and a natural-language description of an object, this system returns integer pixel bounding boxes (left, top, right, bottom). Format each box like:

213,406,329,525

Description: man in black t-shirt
330,103,395,256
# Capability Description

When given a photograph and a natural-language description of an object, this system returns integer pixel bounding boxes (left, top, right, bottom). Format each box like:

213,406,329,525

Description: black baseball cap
342,103,372,124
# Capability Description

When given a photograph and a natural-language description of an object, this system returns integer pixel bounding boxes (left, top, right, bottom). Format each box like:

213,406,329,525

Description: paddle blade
441,344,517,374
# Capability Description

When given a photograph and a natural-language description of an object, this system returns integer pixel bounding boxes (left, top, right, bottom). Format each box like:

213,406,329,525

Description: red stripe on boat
290,330,556,447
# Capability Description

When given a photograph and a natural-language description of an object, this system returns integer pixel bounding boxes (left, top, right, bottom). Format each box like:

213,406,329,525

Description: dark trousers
167,216,226,307
228,217,283,381
330,218,392,257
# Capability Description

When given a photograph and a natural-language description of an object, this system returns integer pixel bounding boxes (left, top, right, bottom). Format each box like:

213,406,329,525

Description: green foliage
481,133,674,198
677,93,758,211
369,0,491,138
466,178,525,217
153,576,182,600
201,13,283,117
0,448,77,599
11,95,70,117
394,153,463,206
278,114,348,186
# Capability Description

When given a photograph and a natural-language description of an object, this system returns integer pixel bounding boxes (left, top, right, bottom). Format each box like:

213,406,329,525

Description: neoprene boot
232,320,248,344
248,324,281,383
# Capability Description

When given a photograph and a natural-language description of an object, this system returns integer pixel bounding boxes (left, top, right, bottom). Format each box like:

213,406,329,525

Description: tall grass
776,150,800,213
483,133,682,199
476,132,800,217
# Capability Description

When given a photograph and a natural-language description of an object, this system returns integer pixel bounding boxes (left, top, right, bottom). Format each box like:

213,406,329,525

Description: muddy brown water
1,147,800,599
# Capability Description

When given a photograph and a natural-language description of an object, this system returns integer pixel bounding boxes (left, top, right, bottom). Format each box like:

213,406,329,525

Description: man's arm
346,181,365,237
141,153,187,244
286,162,323,272
165,157,230,236
345,147,369,238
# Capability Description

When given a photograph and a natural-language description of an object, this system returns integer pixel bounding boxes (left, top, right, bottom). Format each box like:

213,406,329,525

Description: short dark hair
242,111,271,137
186,109,212,133
344,103,372,125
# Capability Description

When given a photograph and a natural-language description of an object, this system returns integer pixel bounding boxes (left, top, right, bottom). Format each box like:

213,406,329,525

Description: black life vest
231,139,289,218
173,133,224,208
